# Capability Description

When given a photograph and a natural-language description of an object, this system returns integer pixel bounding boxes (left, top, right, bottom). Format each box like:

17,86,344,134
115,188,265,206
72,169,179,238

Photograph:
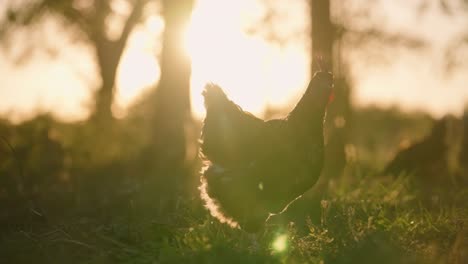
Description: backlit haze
1,0,467,123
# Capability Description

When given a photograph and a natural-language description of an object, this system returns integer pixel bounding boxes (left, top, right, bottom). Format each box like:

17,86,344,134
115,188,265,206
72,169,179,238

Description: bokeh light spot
272,234,288,252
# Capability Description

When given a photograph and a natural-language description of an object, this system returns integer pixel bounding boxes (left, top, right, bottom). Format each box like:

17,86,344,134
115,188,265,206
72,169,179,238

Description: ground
0,109,467,263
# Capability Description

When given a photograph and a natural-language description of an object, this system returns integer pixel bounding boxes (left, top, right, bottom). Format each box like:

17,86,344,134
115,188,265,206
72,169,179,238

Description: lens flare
272,234,288,252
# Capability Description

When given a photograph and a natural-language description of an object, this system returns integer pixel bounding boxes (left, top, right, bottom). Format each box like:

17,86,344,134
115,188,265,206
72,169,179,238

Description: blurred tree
0,0,149,121
310,0,349,186
310,0,333,72
143,0,194,207
311,0,430,183
433,0,468,75
1,0,196,211
251,0,427,183
152,0,193,164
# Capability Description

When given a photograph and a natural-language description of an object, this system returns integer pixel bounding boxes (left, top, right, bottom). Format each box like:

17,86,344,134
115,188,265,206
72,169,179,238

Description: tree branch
338,26,427,50
116,0,146,51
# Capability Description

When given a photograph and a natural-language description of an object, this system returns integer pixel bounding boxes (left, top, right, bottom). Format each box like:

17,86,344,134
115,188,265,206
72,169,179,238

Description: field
1,107,467,264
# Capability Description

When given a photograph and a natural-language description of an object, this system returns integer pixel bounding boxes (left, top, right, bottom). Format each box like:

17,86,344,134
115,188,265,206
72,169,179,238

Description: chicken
199,72,334,232
384,118,448,175
383,117,452,195
458,112,468,185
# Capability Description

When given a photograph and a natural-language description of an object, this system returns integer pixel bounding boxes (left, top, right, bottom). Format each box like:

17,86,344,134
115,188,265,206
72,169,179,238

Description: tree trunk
311,0,334,73
90,1,144,122
150,0,194,199
310,0,350,186
91,39,122,122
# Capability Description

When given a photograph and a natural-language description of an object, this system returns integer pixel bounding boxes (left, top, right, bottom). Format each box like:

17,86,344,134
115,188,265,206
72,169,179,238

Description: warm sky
0,0,467,123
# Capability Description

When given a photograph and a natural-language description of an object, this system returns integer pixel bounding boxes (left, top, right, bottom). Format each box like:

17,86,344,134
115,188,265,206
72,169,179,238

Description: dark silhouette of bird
458,112,468,186
199,72,334,232
383,117,452,194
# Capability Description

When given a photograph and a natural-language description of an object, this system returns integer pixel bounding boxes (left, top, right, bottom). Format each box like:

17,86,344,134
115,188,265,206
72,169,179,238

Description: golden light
114,16,162,117
114,0,310,119
185,0,310,118
145,15,164,34
113,0,468,121
272,234,288,253
3,1,468,122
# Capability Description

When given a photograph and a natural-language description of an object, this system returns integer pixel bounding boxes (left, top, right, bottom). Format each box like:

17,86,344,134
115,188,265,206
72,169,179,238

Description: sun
116,0,310,119
185,0,310,118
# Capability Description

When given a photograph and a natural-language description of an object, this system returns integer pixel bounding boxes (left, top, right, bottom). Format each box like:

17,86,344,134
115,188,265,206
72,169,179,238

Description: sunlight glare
185,0,309,118
145,15,164,35
114,17,162,117
272,234,288,253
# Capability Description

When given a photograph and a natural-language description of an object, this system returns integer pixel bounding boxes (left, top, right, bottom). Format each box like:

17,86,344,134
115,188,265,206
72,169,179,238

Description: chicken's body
384,118,448,177
199,72,333,232
458,113,468,186
383,117,453,196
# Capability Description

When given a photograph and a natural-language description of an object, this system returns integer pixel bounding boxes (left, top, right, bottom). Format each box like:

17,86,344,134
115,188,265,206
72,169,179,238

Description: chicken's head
288,71,334,124
306,71,334,108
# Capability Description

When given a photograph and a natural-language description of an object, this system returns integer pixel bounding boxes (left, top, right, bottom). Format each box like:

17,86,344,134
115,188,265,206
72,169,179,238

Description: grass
1,172,466,264
1,110,467,263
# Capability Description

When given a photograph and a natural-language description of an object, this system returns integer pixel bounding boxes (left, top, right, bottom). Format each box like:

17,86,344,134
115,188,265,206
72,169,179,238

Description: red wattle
328,91,335,103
